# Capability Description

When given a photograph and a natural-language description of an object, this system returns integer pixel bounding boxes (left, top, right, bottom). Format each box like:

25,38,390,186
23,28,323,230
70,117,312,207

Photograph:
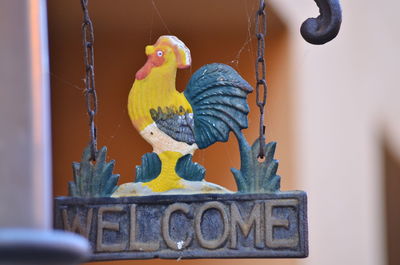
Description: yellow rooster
113,36,252,196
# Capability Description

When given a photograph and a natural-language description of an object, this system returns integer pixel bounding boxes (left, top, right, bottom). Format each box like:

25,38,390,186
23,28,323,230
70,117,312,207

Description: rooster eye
156,51,163,57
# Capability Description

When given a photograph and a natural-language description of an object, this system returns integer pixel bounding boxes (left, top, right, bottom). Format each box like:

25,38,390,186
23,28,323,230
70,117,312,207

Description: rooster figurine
113,36,252,196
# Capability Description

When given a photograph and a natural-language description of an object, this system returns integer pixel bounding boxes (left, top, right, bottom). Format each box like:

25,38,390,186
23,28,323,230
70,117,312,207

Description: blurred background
47,1,400,265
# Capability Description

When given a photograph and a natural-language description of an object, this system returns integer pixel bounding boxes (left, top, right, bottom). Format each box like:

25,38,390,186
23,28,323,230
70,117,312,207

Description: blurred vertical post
0,0,89,264
0,0,51,231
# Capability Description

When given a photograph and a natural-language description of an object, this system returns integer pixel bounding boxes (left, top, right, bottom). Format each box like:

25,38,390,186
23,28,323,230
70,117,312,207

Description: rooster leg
143,151,184,192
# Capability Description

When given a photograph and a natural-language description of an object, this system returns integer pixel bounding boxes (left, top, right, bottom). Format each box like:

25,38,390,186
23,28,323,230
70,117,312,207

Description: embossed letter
129,204,159,251
97,206,127,252
195,202,229,249
265,199,299,248
229,203,262,249
62,208,93,238
162,203,192,250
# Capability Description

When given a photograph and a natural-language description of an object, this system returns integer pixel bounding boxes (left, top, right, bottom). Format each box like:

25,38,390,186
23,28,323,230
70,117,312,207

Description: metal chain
255,0,267,158
81,0,98,161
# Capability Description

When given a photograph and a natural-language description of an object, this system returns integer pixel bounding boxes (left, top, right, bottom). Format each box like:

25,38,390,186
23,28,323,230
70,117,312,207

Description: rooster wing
149,63,252,149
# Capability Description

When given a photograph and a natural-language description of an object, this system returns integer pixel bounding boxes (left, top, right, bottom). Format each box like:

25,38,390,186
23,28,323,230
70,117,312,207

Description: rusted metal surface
81,0,98,161
55,192,308,260
255,0,268,158
301,0,342,45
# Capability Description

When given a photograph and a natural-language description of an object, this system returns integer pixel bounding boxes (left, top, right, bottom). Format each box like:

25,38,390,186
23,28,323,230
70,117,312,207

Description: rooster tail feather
184,63,253,149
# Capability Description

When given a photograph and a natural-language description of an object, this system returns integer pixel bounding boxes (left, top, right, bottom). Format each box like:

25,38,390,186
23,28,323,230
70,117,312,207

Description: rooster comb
156,35,191,68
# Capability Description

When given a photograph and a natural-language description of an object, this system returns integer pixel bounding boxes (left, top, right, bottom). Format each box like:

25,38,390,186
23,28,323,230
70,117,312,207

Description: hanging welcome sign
54,0,341,261
55,193,307,260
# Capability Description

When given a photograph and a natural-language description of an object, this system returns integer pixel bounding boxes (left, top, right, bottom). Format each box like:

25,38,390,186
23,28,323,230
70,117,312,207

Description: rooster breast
128,79,197,155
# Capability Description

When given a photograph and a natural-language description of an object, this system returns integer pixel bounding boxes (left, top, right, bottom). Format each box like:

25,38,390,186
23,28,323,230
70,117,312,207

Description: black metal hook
301,0,342,45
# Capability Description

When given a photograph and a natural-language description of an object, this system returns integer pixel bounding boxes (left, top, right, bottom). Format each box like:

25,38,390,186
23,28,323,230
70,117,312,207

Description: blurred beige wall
49,1,297,265
270,0,400,265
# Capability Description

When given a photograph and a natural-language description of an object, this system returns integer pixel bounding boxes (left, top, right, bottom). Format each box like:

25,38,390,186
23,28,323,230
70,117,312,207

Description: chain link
255,0,267,158
81,0,98,161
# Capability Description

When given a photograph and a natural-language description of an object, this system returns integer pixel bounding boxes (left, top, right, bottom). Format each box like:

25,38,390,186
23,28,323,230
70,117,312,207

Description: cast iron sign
52,0,345,260
55,192,307,260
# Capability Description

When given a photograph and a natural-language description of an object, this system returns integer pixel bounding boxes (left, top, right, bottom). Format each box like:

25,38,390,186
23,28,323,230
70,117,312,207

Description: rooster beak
145,45,155,56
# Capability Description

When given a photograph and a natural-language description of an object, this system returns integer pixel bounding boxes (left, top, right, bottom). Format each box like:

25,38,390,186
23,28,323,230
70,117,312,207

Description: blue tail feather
184,63,252,149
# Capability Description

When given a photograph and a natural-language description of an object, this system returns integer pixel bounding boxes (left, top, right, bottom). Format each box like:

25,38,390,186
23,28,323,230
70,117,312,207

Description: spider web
51,0,259,179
